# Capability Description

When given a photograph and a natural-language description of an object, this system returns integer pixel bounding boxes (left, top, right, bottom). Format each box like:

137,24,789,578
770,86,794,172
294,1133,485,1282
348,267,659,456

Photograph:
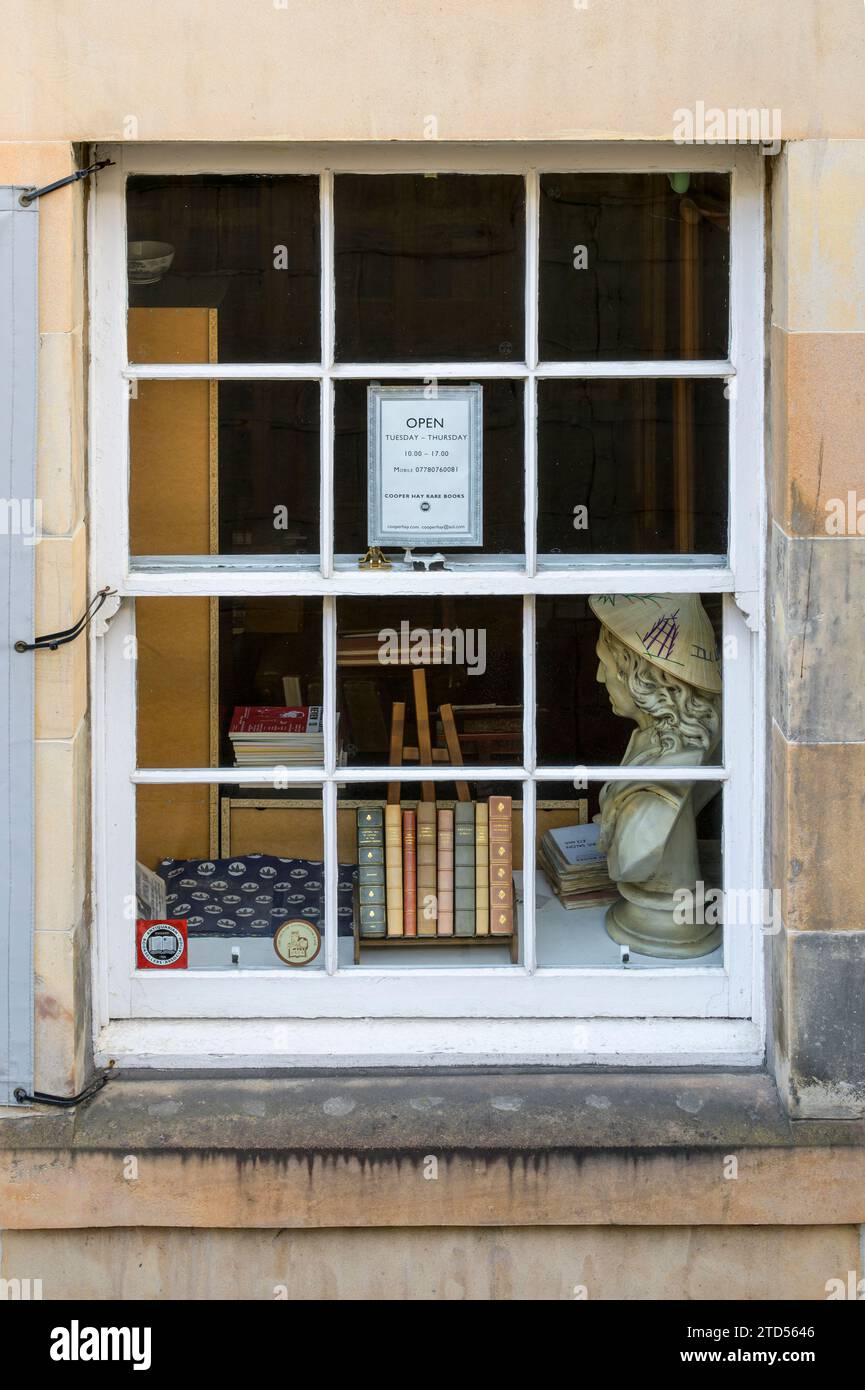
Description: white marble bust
588,594,722,959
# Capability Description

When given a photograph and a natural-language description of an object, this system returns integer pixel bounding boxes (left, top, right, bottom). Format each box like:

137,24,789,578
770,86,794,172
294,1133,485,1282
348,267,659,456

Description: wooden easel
387,668,470,804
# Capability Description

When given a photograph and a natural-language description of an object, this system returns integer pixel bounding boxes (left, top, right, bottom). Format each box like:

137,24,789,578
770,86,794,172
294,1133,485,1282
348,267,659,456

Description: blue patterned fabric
156,855,357,937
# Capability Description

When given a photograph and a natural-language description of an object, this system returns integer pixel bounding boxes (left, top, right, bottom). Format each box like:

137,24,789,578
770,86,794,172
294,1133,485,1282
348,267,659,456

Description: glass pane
135,597,324,769
533,780,724,966
537,378,727,557
536,593,723,768
334,379,524,564
129,379,320,558
135,784,342,971
337,596,523,769
334,174,525,361
539,172,730,360
127,175,320,362
338,780,523,968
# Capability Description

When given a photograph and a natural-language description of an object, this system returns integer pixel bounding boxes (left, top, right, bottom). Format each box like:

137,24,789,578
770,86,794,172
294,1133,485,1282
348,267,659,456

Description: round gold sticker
273,918,322,967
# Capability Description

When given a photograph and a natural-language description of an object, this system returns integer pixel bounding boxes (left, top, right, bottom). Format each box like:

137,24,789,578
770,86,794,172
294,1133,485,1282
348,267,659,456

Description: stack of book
228,705,325,769
538,821,619,909
355,796,514,939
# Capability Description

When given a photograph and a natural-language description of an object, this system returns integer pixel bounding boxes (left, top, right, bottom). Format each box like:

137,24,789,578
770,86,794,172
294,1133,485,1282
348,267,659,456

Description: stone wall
769,141,865,1118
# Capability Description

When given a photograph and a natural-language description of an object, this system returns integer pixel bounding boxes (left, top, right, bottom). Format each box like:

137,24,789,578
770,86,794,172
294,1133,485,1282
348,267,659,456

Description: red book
402,809,417,936
229,705,322,736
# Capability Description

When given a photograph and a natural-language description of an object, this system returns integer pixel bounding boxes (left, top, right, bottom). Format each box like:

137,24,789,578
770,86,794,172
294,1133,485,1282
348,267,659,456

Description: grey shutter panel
0,187,37,1104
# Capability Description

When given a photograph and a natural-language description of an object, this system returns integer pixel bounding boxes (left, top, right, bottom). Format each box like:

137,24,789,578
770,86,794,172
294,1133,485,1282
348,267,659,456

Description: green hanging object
668,172,691,195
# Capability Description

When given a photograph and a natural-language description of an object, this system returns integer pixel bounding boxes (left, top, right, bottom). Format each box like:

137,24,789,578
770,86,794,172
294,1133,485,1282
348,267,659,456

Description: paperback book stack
538,821,619,909
229,705,325,775
355,797,514,939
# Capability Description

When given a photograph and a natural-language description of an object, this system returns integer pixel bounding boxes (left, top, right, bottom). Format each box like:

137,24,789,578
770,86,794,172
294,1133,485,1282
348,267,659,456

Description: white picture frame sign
367,383,483,549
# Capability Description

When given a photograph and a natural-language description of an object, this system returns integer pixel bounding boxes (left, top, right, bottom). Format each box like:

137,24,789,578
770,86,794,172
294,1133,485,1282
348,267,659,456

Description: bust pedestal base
604,897,722,960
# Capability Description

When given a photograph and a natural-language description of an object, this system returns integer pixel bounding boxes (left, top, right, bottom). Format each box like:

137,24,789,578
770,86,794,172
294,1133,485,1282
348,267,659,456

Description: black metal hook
14,585,117,653
14,1073,110,1108
18,158,115,208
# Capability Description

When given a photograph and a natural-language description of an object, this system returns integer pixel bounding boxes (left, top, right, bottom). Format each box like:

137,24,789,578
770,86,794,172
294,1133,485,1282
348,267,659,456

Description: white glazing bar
321,168,335,370
126,363,324,379
329,361,529,379
323,597,337,778
131,763,728,785
521,777,537,974
323,779,338,975
522,596,536,774
132,765,529,785
525,168,540,373
524,169,540,575
535,765,728,783
120,565,738,599
320,168,336,578
320,375,335,578
123,359,735,381
535,361,735,379
524,378,538,576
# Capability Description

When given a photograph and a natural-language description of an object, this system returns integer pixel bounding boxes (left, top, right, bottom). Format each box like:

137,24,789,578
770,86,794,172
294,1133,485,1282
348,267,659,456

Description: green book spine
454,801,476,936
356,806,386,937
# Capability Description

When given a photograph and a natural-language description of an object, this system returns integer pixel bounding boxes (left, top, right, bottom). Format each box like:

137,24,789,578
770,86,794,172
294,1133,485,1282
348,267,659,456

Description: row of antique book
356,798,514,938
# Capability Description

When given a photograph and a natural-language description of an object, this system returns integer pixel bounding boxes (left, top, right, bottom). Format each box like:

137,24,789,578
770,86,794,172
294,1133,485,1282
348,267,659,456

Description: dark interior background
127,174,321,362
538,171,730,360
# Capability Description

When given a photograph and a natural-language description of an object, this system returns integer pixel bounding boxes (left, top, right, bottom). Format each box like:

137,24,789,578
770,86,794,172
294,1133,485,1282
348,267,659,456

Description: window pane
334,174,525,361
537,379,728,557
535,593,723,768
337,596,523,769
533,780,723,966
539,173,730,360
129,379,320,558
338,781,522,968
135,597,324,769
135,784,341,971
127,175,320,362
334,379,524,564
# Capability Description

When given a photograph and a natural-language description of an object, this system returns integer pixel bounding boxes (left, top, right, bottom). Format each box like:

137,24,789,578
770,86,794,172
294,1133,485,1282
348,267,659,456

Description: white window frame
89,142,765,1070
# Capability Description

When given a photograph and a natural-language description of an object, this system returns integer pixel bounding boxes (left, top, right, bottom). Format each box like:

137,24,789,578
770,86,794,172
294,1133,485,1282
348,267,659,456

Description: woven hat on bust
588,593,722,695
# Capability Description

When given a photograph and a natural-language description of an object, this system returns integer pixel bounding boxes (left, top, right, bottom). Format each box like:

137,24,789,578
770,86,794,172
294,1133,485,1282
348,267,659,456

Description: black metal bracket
18,158,115,208
14,1072,110,1108
14,585,117,653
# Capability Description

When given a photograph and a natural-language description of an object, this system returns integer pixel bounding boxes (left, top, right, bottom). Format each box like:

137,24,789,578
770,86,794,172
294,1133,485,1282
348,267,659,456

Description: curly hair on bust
603,629,721,755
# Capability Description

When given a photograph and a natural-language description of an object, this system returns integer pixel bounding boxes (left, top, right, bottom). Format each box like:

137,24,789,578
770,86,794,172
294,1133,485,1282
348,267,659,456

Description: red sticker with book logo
136,919,188,969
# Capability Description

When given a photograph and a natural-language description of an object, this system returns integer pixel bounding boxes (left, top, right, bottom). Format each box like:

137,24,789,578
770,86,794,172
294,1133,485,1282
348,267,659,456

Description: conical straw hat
588,594,722,694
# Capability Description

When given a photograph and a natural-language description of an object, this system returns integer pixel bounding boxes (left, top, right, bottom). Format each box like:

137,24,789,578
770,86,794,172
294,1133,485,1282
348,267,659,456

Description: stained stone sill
3,1070,865,1230
2,1067,862,1153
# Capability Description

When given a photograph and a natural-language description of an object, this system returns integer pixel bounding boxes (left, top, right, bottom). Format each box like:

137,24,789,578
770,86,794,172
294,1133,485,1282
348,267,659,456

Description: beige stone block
0,143,74,189
34,524,87,740
774,141,865,333
1,1224,861,1301
37,329,84,536
35,728,88,935
771,726,865,932
0,143,82,333
3,6,865,143
33,925,89,1097
771,327,865,535
770,526,865,742
3,1145,865,1231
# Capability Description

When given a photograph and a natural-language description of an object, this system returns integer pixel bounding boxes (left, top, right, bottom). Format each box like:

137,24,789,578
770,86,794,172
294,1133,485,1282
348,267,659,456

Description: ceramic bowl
128,240,175,285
